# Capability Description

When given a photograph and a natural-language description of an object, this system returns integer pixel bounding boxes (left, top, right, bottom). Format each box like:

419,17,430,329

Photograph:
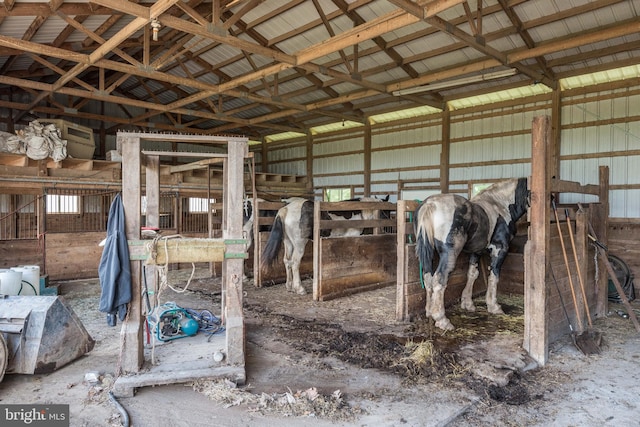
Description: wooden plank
113,365,245,398
397,199,421,321
440,107,450,192
550,178,600,196
524,115,550,366
318,218,396,230
45,232,102,280
499,253,525,295
55,159,94,170
222,138,248,367
403,248,423,320
396,200,411,321
256,233,313,284
144,238,227,264
317,200,395,212
313,200,321,301
595,165,610,317
146,155,160,229
120,133,143,374
316,234,396,301
168,157,225,173
0,153,29,167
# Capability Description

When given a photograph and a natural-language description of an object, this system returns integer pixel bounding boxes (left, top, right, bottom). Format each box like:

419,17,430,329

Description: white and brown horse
261,196,389,295
414,178,529,331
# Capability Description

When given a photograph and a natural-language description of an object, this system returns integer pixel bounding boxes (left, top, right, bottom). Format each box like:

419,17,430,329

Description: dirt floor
1,268,639,427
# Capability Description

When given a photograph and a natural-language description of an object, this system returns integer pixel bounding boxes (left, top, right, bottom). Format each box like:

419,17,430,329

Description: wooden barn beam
12,0,180,122
524,115,552,366
496,0,555,80
551,88,561,180
364,122,371,197
508,18,640,64
440,106,450,193
425,14,556,89
305,132,313,187
387,0,466,19
120,133,143,374
595,165,610,317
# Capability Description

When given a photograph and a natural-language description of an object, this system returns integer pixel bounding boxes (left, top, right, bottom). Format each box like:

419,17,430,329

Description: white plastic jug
12,265,40,295
0,269,23,296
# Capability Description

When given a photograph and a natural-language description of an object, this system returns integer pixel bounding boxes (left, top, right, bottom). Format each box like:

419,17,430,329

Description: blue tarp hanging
98,193,132,326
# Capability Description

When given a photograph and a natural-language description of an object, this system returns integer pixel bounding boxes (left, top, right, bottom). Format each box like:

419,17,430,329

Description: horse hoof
296,289,307,295
488,305,504,314
435,318,454,331
461,302,476,312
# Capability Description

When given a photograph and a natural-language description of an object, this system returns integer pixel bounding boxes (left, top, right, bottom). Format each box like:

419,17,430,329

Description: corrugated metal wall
313,131,365,196
372,119,441,201
448,99,550,194
267,142,306,175
561,87,640,217
260,83,640,217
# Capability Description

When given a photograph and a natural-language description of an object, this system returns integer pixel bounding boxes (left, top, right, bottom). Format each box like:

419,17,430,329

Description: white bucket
11,266,40,295
0,269,23,296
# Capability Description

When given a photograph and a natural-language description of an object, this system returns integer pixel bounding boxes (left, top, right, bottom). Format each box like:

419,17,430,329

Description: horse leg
431,271,454,331
430,244,462,331
282,238,294,292
486,269,504,314
422,272,434,318
290,242,306,295
486,249,507,314
461,254,480,311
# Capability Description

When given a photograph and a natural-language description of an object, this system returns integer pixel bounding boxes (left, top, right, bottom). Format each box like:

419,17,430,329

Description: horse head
511,177,530,222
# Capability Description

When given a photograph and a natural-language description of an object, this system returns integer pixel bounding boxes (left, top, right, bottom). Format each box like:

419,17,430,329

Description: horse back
415,193,467,241
415,193,491,254
281,199,314,241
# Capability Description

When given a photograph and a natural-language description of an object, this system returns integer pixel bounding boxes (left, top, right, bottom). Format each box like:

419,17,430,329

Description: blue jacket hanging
98,193,132,326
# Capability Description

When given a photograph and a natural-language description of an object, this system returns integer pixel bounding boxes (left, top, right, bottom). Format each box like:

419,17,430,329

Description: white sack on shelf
0,120,67,161
0,130,25,154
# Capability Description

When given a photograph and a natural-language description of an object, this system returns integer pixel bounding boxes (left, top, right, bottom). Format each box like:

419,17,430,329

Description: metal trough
0,296,95,378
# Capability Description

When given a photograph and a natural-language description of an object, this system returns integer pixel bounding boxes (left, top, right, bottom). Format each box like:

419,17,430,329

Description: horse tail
414,203,435,275
261,213,284,269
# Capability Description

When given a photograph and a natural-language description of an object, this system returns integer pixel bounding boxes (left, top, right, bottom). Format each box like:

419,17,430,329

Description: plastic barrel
0,269,23,296
11,266,39,295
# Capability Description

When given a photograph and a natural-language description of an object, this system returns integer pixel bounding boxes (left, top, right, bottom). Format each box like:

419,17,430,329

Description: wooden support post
364,122,371,197
594,165,610,317
396,201,409,321
261,137,268,174
440,107,450,193
524,115,551,366
575,209,590,320
144,154,160,324
222,138,247,366
312,200,321,301
306,132,313,193
37,192,45,273
550,88,561,180
120,134,143,374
